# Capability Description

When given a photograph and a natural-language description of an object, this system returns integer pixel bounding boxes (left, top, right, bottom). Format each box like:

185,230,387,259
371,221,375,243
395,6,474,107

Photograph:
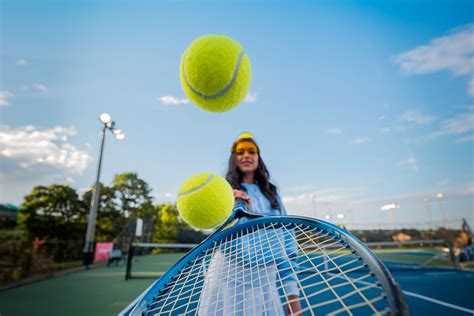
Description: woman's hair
226,142,280,210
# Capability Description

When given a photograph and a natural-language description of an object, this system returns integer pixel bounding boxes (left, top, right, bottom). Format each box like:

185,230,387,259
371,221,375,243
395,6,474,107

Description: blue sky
1,0,473,228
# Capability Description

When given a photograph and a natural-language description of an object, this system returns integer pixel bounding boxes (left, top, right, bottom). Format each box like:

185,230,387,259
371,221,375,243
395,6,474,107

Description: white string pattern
144,221,391,315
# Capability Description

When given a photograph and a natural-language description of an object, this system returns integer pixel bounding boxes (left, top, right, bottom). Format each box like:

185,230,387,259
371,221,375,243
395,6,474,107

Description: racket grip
234,198,248,212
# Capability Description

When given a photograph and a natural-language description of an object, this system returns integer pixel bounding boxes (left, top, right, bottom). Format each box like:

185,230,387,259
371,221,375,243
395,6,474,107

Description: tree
112,172,155,220
82,183,126,242
152,204,182,243
18,184,86,261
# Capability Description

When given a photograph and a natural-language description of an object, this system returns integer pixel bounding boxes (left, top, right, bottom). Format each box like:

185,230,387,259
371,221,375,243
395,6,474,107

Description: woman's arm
276,195,302,314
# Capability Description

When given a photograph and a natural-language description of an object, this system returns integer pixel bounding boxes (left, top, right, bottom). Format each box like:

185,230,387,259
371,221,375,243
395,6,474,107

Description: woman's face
235,141,259,174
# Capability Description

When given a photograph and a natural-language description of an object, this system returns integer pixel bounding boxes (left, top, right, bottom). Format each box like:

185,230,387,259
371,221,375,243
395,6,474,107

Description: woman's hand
233,189,252,210
286,295,302,315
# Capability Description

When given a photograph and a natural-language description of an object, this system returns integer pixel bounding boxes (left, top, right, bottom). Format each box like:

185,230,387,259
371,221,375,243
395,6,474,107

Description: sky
1,0,473,229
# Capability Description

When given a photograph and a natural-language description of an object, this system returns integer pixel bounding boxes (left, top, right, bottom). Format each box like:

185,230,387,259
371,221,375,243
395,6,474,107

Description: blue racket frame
120,202,408,316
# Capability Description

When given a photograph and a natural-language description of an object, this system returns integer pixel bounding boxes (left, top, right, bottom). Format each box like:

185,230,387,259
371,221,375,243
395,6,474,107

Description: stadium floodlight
83,114,125,267
380,203,399,227
380,203,400,211
336,213,345,219
436,192,448,227
113,128,125,140
324,215,331,220
99,112,112,124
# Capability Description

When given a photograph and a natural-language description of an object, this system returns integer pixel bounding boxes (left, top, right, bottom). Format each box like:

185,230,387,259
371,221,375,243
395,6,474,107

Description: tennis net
125,239,460,280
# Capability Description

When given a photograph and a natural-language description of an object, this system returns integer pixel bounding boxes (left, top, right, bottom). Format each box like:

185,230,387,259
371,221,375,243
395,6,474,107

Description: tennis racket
120,200,409,315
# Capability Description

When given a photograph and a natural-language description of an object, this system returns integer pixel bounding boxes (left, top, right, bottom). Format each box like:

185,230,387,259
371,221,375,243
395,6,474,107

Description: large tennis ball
177,172,234,229
180,35,252,113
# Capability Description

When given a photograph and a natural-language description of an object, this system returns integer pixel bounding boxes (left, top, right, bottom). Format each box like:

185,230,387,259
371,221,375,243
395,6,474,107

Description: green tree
18,184,86,261
152,204,185,243
82,182,126,242
113,172,155,219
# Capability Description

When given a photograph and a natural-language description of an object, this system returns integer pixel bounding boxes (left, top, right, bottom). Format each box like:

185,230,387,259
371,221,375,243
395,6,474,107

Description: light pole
436,193,448,227
423,196,433,229
324,202,332,221
311,193,317,218
336,213,345,226
347,208,354,229
83,113,125,266
381,203,400,228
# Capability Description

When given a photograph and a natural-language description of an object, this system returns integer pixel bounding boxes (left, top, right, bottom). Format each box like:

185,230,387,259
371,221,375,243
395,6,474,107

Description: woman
198,132,302,315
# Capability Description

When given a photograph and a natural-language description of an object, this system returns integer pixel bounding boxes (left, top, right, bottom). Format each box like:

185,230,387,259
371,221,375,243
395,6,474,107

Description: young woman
199,132,301,315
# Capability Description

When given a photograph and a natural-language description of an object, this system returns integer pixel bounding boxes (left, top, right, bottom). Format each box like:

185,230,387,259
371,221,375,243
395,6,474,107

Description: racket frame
122,201,408,316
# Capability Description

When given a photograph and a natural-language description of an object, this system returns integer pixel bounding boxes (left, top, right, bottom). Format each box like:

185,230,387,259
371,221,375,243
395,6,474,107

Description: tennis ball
177,172,234,229
180,35,252,113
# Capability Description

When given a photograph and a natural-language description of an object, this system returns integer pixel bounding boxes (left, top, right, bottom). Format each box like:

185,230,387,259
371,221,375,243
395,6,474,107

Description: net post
125,243,135,280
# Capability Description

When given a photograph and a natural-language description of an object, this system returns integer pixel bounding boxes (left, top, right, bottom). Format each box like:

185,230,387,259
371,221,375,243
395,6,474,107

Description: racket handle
234,198,248,212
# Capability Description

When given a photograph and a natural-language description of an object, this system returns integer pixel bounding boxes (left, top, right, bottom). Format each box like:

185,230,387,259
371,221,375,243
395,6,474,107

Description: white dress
197,183,299,316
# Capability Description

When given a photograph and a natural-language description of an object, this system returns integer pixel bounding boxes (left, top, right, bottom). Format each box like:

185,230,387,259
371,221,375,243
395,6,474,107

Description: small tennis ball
177,172,234,229
180,35,252,113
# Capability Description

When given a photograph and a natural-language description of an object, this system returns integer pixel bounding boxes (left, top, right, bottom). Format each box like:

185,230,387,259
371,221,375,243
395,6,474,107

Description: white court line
402,291,474,315
327,272,474,315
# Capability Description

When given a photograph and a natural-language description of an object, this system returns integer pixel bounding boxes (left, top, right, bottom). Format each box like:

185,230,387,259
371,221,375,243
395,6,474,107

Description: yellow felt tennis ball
177,172,234,229
180,35,252,113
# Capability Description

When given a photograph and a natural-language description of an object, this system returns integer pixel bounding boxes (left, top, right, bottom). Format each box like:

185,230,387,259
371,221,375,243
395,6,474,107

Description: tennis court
0,247,473,315
125,245,474,315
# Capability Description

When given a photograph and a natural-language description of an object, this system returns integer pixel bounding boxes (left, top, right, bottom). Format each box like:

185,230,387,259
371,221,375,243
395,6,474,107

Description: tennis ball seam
177,173,215,197
182,50,246,100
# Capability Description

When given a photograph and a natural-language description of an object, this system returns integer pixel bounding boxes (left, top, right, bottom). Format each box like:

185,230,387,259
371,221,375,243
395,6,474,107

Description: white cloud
350,137,371,145
0,91,13,106
16,59,28,65
33,83,48,93
380,127,392,133
326,128,342,135
244,92,258,103
393,23,474,96
397,154,419,173
431,109,474,139
454,183,474,197
0,125,92,173
408,107,474,144
393,23,474,76
159,96,190,106
400,109,436,124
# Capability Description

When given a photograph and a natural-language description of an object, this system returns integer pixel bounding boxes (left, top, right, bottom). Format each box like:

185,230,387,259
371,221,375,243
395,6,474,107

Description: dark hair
226,144,280,210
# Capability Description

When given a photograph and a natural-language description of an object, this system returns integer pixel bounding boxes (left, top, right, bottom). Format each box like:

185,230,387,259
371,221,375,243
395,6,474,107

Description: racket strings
144,222,390,315
295,225,380,315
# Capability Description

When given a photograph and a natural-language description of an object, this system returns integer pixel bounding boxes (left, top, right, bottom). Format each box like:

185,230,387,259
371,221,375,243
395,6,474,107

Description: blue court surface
122,248,474,315
392,268,474,315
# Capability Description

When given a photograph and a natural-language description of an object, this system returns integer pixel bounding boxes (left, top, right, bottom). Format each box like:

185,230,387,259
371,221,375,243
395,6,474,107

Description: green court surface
0,253,186,316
